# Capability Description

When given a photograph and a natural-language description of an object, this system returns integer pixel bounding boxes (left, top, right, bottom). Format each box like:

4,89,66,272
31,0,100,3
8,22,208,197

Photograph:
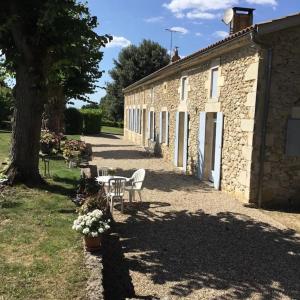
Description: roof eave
123,29,254,94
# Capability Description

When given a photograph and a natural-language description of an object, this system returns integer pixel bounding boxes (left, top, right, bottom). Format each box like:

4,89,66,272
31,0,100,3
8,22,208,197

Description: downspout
250,30,273,208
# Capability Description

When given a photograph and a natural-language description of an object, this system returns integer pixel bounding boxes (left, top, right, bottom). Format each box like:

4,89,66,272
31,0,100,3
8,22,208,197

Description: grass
0,132,88,299
0,131,11,164
101,126,123,136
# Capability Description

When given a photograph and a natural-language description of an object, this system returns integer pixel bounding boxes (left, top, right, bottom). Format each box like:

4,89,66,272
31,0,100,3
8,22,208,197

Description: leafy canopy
0,0,111,102
101,39,169,121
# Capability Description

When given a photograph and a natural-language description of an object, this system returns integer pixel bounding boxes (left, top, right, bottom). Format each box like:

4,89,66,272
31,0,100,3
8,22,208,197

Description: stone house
123,8,300,207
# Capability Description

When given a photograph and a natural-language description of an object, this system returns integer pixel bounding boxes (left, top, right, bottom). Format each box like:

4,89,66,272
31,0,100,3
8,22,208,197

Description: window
127,109,130,129
286,119,300,156
149,111,155,141
160,111,169,144
180,76,188,101
151,87,154,103
136,109,140,133
210,67,219,99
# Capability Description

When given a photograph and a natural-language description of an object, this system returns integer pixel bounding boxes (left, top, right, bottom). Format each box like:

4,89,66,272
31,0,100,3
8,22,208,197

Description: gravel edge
84,249,104,300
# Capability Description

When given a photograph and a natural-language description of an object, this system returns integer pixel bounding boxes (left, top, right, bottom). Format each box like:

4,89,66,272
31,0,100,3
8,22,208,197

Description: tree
45,19,109,133
0,61,13,128
101,39,169,121
0,1,110,184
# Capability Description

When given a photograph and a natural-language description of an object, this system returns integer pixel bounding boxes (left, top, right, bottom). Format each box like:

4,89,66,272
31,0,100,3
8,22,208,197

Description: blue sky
73,0,300,107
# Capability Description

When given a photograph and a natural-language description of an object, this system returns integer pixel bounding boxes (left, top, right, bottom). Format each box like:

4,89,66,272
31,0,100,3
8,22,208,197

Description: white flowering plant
72,209,111,237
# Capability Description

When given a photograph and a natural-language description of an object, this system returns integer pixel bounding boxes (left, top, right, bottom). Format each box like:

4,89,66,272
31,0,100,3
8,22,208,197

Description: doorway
205,113,217,182
198,112,223,189
177,112,185,167
174,111,189,171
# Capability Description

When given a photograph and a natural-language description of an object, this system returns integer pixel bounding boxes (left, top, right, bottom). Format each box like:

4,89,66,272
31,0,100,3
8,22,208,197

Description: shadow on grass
89,144,134,148
84,133,121,140
38,182,76,197
52,175,78,187
115,207,300,299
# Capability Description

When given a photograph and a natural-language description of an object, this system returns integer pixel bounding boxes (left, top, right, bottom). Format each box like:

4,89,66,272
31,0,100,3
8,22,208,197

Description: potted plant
72,209,110,252
61,139,87,167
40,130,60,154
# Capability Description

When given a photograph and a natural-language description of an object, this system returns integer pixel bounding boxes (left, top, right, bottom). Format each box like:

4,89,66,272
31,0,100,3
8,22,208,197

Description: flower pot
84,235,102,252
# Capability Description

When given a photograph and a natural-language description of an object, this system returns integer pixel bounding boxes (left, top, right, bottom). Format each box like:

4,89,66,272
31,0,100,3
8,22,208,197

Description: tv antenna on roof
222,8,234,25
165,28,180,62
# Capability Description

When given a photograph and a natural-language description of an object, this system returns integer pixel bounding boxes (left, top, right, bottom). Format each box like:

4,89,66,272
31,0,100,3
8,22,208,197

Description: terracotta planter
84,235,102,252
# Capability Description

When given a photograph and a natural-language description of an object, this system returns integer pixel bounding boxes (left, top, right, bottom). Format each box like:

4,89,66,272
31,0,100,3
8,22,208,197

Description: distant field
101,126,123,135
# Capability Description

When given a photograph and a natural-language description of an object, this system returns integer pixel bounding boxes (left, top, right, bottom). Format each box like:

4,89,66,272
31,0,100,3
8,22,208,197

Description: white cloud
246,0,277,5
163,0,277,19
195,32,203,37
163,0,238,14
170,26,189,34
107,36,131,48
186,11,217,19
213,31,229,39
144,16,164,23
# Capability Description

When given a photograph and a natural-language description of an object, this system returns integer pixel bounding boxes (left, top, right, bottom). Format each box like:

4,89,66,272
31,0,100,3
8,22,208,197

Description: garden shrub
65,107,82,134
81,108,102,134
102,119,124,128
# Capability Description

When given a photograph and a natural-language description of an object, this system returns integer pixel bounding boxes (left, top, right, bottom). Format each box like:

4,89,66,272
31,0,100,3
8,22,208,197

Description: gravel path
83,134,300,300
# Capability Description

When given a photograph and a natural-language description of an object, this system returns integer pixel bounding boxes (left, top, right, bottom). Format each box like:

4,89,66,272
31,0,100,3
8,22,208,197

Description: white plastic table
96,175,129,186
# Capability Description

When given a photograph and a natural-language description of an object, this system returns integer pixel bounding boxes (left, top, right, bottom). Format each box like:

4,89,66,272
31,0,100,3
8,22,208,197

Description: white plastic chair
98,167,109,176
107,178,126,215
125,169,146,202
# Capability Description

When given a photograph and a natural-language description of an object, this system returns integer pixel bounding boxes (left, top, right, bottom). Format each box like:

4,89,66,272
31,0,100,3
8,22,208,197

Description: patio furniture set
96,167,146,215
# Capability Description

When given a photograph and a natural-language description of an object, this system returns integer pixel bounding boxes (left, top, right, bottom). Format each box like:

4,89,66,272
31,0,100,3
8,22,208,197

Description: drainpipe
250,31,273,208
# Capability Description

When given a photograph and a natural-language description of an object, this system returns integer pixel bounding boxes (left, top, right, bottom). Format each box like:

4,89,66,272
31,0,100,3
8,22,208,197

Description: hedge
101,119,124,128
64,107,82,134
80,108,102,134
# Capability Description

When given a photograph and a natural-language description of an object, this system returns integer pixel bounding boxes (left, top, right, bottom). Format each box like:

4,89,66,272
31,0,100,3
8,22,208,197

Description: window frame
180,76,188,102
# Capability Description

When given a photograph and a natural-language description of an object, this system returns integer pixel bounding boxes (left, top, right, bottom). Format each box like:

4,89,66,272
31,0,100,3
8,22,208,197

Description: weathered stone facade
123,17,300,206
254,27,300,206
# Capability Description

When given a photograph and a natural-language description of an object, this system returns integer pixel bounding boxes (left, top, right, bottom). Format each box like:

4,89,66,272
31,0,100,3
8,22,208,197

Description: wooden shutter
183,112,189,172
153,112,155,141
213,112,224,190
147,111,151,139
159,112,162,143
198,112,206,180
166,111,169,145
174,112,179,166
137,109,139,133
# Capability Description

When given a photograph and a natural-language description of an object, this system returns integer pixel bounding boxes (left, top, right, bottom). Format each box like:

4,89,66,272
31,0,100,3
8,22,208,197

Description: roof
123,11,300,93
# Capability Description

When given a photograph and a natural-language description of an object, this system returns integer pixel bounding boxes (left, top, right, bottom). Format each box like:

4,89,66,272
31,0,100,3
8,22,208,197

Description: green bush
0,86,13,129
102,119,124,128
81,108,102,134
64,107,83,134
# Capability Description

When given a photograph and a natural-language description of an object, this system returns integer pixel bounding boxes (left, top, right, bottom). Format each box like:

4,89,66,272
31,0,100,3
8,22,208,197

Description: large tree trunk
45,86,66,134
6,64,46,185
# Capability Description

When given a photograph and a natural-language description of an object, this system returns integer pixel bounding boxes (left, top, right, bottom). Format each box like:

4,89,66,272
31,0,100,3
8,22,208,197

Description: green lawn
0,131,11,164
0,132,87,299
101,126,123,135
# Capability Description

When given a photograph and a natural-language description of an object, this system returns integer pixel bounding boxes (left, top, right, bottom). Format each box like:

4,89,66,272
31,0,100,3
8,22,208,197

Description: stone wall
259,27,300,206
124,41,261,202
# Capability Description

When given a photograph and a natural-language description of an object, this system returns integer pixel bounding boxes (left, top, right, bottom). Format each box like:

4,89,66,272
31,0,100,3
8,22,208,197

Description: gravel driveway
83,133,300,300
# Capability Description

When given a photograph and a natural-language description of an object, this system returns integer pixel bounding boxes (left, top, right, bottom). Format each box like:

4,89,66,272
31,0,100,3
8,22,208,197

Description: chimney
171,47,180,63
223,7,255,35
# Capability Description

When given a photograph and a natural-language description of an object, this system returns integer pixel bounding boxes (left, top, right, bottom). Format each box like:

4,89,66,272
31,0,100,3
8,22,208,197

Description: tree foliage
0,0,110,184
101,39,169,121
